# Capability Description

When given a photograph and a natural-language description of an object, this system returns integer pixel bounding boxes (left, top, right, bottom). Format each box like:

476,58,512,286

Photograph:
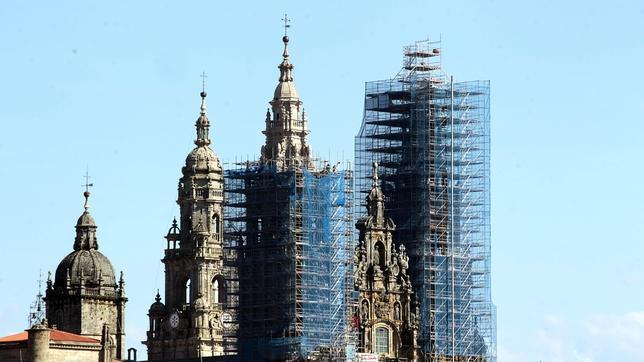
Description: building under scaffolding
223,162,355,361
355,39,496,361
219,29,357,362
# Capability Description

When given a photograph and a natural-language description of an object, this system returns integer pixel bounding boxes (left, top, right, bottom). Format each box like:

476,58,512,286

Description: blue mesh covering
355,40,496,361
224,165,354,360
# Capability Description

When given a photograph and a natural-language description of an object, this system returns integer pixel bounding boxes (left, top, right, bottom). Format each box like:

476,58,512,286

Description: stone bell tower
260,32,312,171
144,89,229,360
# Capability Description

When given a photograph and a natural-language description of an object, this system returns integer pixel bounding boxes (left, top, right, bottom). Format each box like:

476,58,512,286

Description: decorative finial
82,170,93,211
278,16,294,83
195,76,211,146
282,13,291,38
155,289,161,302
200,71,208,98
372,162,379,188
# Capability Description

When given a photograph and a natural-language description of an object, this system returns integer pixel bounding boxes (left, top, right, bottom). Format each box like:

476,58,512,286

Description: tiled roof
0,330,99,344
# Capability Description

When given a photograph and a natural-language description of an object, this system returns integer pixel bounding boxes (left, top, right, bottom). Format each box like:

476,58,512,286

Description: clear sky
1,1,643,361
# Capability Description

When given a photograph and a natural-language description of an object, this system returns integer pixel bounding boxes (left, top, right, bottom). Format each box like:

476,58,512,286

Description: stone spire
278,35,294,83
195,90,211,147
261,22,312,170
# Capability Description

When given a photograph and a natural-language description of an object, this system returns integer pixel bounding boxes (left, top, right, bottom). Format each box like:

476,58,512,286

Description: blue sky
1,1,643,361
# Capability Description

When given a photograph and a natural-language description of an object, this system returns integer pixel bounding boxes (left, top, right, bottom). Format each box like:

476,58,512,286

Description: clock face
169,312,180,328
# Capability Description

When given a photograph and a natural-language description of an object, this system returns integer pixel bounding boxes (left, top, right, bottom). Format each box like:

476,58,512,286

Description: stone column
27,322,50,362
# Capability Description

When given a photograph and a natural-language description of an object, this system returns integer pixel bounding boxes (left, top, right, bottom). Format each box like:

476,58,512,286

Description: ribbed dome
184,146,221,171
54,249,116,288
274,81,299,100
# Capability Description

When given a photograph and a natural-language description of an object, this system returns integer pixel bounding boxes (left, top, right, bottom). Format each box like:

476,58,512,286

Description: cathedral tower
45,189,127,360
230,26,354,360
144,90,229,360
354,163,420,360
260,32,312,170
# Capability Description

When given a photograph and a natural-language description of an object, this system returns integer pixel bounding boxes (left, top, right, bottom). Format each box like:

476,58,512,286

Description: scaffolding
355,39,496,361
223,161,355,361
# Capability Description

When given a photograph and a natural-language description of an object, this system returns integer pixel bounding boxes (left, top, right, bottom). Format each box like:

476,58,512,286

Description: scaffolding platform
355,39,496,361
224,162,356,361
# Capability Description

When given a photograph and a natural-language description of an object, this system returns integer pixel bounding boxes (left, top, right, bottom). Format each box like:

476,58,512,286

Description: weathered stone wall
46,345,101,362
81,298,118,336
46,296,82,333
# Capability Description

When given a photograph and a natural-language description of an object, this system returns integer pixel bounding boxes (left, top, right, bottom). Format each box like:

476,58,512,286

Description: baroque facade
44,190,127,360
143,90,230,359
355,163,420,360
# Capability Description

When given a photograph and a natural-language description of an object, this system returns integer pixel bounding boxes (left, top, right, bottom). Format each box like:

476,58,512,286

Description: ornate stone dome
184,146,221,171
274,80,299,100
52,191,117,290
54,249,117,288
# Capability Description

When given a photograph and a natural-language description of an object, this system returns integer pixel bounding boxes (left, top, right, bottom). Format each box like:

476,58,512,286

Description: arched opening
185,278,191,304
212,276,225,305
375,326,389,354
213,213,220,235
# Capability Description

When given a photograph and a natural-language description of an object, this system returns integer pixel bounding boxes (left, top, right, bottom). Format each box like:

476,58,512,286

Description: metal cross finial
83,170,94,193
282,13,291,36
82,169,94,211
200,71,208,93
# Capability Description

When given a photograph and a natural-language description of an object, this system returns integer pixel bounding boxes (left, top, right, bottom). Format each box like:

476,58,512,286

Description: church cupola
45,184,127,360
73,190,98,250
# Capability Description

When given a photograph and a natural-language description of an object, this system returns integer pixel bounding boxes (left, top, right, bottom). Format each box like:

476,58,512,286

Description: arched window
213,214,220,235
185,278,191,304
213,279,220,303
212,276,225,305
375,327,389,354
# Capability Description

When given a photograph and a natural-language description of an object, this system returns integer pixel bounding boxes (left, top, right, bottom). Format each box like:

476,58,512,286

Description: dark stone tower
144,91,229,360
354,163,420,360
45,190,127,359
